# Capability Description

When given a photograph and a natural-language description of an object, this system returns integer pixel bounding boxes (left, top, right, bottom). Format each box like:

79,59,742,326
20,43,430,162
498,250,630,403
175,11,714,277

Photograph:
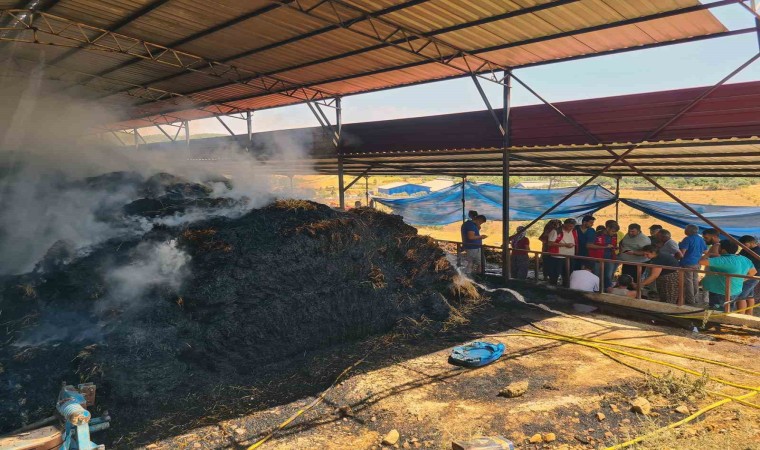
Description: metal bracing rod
48,0,172,67
343,167,372,191
342,158,464,177
215,115,249,149
271,0,513,87
109,130,127,146
160,0,736,110
123,27,754,127
512,52,760,260
0,9,336,106
155,124,176,142
216,116,237,137
470,74,505,135
738,0,760,19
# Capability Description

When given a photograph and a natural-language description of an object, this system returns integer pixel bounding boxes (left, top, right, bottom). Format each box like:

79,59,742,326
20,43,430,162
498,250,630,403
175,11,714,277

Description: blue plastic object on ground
448,341,505,368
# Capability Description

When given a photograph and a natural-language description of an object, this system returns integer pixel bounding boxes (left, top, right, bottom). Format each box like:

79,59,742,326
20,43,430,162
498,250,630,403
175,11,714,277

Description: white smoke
0,52,316,275
100,240,190,313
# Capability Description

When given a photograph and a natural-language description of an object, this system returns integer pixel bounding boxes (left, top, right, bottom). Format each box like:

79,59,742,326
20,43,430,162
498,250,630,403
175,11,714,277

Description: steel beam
502,70,512,282
337,97,345,210
343,167,372,191
48,0,172,66
0,9,336,106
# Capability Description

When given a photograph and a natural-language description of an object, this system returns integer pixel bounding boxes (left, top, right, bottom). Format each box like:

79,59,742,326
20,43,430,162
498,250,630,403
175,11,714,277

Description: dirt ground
142,290,760,450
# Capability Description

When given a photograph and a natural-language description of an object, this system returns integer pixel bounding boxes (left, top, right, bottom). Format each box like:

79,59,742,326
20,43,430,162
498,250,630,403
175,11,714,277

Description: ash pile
0,173,478,444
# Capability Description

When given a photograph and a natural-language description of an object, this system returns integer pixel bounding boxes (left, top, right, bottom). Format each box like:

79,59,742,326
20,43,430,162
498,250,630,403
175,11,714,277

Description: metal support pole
502,70,512,282
336,97,345,210
246,111,253,150
365,176,369,207
184,121,190,148
133,128,138,149
461,176,466,223
615,177,620,223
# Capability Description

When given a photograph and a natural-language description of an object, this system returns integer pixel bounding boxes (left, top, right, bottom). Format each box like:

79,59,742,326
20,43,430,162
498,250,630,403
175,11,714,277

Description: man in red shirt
587,223,619,289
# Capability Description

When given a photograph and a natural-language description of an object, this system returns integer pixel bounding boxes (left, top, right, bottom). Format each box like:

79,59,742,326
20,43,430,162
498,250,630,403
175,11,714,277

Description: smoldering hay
0,65,484,447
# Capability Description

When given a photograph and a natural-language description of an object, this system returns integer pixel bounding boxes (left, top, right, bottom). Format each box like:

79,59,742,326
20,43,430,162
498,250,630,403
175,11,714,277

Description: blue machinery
56,383,110,450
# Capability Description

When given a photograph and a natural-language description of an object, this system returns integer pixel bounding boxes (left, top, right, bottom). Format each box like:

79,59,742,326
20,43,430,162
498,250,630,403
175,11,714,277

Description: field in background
293,176,760,249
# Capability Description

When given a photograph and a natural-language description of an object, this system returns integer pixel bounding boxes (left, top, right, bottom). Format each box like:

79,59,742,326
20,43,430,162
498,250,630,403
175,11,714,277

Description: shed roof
0,0,737,130
140,80,760,178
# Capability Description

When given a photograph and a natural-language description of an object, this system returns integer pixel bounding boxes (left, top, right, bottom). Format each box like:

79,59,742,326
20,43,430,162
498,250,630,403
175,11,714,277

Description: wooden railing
435,239,760,309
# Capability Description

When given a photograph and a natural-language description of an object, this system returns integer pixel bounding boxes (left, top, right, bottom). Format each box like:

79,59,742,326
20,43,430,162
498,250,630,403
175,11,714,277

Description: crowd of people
459,210,759,313
514,216,760,313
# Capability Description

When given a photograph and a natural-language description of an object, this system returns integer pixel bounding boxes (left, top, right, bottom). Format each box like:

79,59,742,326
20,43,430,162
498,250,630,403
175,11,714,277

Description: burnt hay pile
0,195,479,441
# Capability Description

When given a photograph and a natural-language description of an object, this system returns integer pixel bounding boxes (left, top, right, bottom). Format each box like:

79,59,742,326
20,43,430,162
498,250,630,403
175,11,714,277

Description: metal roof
140,80,760,178
0,0,742,130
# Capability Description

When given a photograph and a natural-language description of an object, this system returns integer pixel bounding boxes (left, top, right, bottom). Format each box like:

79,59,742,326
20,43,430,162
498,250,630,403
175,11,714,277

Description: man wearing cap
575,215,597,272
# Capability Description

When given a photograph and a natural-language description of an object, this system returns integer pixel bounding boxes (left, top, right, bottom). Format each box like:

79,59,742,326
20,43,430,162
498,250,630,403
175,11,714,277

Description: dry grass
640,370,709,403
17,284,37,299
368,266,386,289
449,274,481,300
613,412,759,450
271,199,317,212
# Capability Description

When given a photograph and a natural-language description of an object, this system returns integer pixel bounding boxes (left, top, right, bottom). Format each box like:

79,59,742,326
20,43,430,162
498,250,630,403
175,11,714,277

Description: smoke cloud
0,54,316,275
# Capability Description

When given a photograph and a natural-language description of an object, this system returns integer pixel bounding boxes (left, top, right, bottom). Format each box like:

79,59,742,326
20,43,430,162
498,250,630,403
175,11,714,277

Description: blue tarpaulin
373,181,617,226
621,198,760,239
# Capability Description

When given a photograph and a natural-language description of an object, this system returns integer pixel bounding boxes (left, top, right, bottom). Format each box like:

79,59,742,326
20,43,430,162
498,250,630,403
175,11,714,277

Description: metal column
502,70,512,282
133,128,138,149
246,111,253,150
184,121,190,148
365,176,369,206
614,177,620,223
461,176,466,223
336,97,345,210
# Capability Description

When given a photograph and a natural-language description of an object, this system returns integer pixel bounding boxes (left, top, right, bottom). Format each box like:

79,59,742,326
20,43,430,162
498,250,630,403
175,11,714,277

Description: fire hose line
522,323,760,377
585,343,760,411
508,331,759,392
667,302,760,320
496,329,760,449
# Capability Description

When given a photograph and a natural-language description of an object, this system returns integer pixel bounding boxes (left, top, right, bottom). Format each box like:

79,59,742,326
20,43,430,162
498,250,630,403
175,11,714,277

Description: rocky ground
142,292,760,450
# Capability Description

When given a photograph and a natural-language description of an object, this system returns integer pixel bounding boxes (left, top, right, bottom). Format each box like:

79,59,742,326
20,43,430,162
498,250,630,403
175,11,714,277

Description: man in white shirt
569,264,600,292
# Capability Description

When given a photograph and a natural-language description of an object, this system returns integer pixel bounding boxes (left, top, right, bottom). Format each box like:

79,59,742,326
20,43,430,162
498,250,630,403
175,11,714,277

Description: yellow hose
526,326,760,376
603,389,759,450
498,328,760,449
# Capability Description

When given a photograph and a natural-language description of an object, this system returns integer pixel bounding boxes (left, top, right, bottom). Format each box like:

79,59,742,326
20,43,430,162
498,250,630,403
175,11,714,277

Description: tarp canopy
621,198,760,239
373,182,617,226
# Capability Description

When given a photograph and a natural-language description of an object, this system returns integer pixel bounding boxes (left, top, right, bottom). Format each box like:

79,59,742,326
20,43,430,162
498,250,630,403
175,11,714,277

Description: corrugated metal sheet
0,0,732,128
132,81,760,177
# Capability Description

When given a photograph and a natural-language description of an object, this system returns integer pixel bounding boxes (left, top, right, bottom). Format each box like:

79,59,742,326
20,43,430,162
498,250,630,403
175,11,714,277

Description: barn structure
2,0,760,280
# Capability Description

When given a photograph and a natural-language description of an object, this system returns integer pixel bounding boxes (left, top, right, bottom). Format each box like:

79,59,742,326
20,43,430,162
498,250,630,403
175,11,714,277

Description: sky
143,1,760,137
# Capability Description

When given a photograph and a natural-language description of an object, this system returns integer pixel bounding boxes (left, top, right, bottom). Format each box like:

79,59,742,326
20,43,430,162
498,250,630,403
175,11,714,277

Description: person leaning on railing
737,235,760,316
678,224,709,305
700,239,757,313
638,244,680,304
618,223,650,283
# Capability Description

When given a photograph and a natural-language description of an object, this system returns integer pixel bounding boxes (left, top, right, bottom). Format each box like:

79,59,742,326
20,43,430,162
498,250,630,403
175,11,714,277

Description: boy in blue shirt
678,224,708,305
699,240,756,312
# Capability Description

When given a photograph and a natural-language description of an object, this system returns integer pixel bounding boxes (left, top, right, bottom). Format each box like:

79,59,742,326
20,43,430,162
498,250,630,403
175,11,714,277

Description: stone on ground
499,380,529,398
382,429,400,446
